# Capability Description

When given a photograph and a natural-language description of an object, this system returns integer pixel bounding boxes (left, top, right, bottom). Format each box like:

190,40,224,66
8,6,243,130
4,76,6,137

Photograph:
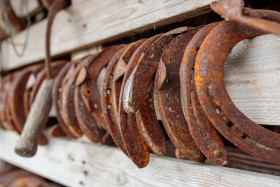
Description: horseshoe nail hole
107,105,111,109
216,108,221,114
94,104,98,108
106,89,111,95
241,134,247,139
191,68,194,73
83,23,87,28
196,47,200,51
166,93,170,98
168,60,171,64
243,9,250,15
227,122,233,128
83,170,88,176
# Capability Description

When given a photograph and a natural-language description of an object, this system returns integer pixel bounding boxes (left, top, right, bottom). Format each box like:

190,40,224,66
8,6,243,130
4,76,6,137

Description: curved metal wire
1,0,31,57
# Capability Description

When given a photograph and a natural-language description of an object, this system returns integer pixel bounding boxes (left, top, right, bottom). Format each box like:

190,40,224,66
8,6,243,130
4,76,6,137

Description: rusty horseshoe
180,22,227,166
195,12,280,165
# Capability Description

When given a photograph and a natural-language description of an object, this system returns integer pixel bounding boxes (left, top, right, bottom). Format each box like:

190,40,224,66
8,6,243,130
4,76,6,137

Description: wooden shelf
0,130,279,186
1,0,211,71
2,0,280,186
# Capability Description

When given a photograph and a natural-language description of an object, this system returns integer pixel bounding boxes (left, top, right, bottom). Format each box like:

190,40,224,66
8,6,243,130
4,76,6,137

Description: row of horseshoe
1,0,280,168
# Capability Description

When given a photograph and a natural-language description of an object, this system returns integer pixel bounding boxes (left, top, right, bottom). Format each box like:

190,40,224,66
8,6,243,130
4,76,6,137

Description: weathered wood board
1,0,211,71
0,130,279,187
224,34,280,126
10,0,43,17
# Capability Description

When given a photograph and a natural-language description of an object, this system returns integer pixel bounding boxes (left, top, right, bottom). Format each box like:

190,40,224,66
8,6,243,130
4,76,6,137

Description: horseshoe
119,36,160,168
29,60,67,108
0,74,14,130
104,39,147,166
75,46,123,143
195,12,280,165
23,64,44,118
10,62,65,132
211,0,280,36
101,131,115,146
101,46,130,155
49,124,66,137
8,68,32,133
80,46,124,132
156,27,206,163
0,170,36,186
180,22,227,166
52,62,78,138
123,28,188,155
5,101,16,131
7,67,47,145
74,54,104,143
4,77,17,132
60,59,86,138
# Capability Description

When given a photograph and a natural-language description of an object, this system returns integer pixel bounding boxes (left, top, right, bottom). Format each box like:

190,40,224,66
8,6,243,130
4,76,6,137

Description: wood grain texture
10,0,43,17
226,148,280,176
71,45,103,60
224,34,280,125
0,130,279,187
1,0,211,71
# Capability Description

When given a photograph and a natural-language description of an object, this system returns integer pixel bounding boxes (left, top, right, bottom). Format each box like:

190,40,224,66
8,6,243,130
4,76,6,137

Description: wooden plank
226,148,280,176
1,0,211,71
71,45,103,60
0,130,279,187
10,0,43,17
224,34,280,126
